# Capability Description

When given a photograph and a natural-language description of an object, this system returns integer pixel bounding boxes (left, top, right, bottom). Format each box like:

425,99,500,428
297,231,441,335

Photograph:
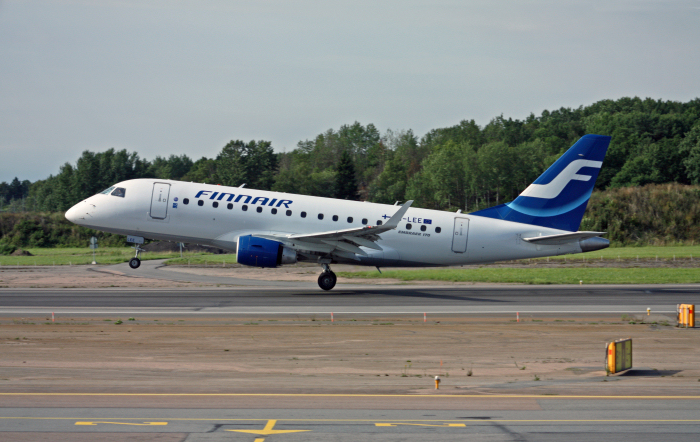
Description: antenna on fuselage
239,183,246,188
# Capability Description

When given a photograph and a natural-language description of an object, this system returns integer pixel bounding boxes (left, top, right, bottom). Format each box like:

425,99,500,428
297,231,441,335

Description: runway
0,284,697,316
2,265,699,441
2,395,700,441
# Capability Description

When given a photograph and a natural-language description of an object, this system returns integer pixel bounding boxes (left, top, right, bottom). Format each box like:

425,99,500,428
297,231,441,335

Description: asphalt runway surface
2,396,700,441
0,284,698,317
3,265,699,441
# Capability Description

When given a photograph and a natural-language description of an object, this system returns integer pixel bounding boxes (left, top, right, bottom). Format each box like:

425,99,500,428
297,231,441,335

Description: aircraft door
451,217,469,253
150,182,171,219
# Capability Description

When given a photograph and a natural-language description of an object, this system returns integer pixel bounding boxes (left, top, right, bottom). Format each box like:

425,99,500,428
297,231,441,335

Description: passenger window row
184,198,441,233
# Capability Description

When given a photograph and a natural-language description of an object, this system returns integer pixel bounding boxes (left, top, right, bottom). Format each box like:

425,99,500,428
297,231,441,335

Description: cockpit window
111,187,126,198
100,186,115,195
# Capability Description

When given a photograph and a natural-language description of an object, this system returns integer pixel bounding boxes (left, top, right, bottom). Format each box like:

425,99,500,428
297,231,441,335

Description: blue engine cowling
236,235,296,268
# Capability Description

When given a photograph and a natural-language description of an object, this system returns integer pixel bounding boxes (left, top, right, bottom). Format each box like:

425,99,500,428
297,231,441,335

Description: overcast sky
1,0,699,183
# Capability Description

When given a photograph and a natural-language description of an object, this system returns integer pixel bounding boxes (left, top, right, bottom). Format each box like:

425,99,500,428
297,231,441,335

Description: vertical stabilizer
471,134,611,231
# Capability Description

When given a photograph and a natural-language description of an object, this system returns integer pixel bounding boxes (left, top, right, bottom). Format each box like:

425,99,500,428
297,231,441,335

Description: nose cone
65,203,83,225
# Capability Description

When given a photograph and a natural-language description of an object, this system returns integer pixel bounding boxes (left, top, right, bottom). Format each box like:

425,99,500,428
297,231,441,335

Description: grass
337,267,700,284
549,245,700,261
0,247,224,266
164,254,236,266
2,244,698,270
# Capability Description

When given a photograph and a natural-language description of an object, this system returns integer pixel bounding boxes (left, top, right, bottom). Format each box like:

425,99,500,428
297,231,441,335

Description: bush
0,240,16,255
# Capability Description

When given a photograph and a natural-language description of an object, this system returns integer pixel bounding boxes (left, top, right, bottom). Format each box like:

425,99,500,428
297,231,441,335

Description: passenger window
406,223,412,230
198,200,204,206
111,187,126,198
286,210,292,216
242,205,248,211
227,203,233,210
376,220,383,226
420,225,426,232
332,215,338,222
271,208,277,215
257,206,263,213
301,211,307,218
318,214,324,220
212,201,219,208
183,198,189,205
362,218,368,225
435,227,441,233
347,217,353,223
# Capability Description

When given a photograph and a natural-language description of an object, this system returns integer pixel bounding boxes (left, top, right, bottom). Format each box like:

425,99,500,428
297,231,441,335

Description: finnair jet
65,134,611,290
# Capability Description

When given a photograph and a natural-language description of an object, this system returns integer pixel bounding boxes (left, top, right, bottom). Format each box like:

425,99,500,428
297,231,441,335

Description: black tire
129,258,141,269
318,271,337,291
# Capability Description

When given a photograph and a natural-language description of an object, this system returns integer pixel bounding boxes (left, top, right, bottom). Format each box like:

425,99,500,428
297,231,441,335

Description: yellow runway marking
2,393,700,399
226,419,309,435
75,421,167,426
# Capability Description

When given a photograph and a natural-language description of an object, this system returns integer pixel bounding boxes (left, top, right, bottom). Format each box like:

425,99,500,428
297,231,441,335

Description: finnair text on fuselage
194,190,293,208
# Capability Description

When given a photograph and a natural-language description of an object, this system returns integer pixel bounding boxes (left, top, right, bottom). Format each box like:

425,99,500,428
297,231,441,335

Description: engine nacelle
236,235,297,268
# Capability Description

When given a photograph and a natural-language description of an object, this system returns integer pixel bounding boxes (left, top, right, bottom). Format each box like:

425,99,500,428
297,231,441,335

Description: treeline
1,96,697,215
1,96,700,217
2,183,697,250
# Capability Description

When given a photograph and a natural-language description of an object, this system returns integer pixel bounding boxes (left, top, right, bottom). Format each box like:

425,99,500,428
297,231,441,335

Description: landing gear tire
318,271,337,291
129,257,141,269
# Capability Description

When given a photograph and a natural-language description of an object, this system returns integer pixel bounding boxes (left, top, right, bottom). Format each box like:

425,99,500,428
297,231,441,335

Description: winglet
383,200,413,229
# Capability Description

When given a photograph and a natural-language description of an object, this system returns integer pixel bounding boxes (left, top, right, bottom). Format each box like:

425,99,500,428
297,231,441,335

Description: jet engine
236,235,297,268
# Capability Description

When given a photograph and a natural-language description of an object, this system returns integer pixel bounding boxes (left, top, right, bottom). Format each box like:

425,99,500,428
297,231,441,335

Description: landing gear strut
317,263,337,291
129,245,144,269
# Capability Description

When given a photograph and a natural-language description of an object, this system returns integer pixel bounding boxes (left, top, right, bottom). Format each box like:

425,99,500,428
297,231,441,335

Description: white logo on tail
519,160,602,199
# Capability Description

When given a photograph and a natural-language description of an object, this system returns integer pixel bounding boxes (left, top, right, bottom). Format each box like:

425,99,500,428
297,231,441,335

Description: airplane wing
253,200,413,260
522,231,606,245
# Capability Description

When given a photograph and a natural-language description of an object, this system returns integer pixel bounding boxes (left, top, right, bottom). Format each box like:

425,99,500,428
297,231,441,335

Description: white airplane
66,134,611,290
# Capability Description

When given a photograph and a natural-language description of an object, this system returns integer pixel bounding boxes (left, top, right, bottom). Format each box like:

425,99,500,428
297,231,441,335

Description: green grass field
164,255,235,266
554,245,700,260
1,246,699,285
337,267,700,285
0,247,217,266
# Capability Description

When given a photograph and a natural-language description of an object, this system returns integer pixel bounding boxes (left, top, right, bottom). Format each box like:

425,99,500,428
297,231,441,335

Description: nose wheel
129,245,145,269
129,257,141,269
317,263,337,291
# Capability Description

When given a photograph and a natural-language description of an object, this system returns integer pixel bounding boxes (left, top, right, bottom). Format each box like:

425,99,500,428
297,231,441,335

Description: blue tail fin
470,134,611,232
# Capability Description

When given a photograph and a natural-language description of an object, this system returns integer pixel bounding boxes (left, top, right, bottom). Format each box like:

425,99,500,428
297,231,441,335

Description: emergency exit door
150,183,171,219
451,217,469,253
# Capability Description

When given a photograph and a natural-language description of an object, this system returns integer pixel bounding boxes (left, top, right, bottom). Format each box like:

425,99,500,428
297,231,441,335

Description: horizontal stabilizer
523,231,606,245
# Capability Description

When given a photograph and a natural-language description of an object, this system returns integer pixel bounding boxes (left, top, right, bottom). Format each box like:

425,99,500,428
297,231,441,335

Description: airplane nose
65,203,84,224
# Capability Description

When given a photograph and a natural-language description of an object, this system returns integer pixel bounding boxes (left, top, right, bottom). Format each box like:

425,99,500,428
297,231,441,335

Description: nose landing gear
317,263,337,291
129,245,145,269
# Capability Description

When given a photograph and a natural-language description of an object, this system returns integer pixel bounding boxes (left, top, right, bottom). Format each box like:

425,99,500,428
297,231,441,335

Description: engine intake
236,235,297,268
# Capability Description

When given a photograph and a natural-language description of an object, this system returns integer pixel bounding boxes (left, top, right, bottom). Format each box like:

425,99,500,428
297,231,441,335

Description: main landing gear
318,263,337,291
129,245,145,269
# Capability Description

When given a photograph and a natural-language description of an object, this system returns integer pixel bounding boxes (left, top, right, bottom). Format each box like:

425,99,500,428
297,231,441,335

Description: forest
2,96,700,247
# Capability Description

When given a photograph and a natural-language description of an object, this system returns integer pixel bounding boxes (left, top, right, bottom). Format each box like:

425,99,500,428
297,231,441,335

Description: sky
1,0,699,183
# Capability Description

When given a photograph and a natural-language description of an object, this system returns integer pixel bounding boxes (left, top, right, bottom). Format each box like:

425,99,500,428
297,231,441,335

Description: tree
681,121,700,185
334,150,357,200
216,140,277,190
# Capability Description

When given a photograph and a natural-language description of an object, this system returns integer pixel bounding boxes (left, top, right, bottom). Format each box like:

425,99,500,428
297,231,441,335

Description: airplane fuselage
66,179,587,267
